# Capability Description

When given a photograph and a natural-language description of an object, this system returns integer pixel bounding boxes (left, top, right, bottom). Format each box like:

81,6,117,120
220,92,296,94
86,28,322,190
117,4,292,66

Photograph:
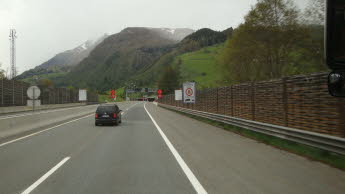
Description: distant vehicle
95,104,122,126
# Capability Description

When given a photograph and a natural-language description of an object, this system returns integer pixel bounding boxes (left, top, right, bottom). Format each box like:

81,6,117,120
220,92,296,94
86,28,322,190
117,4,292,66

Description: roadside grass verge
98,94,109,103
163,107,345,171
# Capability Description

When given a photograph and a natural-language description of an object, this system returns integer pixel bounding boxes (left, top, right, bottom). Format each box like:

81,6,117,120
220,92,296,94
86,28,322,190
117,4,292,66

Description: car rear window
97,106,115,112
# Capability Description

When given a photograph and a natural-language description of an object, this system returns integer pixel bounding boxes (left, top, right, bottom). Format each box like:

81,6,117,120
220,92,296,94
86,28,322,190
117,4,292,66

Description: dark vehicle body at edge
95,104,122,126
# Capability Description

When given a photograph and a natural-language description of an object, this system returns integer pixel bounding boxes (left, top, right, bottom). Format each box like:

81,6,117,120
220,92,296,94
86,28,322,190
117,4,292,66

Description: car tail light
95,113,98,118
113,113,117,118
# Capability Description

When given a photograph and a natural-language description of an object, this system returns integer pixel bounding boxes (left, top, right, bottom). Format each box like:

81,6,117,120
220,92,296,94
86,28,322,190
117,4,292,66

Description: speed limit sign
183,82,196,103
185,88,193,96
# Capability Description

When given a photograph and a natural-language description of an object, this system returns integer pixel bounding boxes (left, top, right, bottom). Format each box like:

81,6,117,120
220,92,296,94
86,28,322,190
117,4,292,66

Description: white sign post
27,86,41,111
183,82,196,103
175,90,182,101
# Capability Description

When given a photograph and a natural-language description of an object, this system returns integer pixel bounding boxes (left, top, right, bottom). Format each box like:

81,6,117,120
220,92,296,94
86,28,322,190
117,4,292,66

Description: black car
95,104,122,126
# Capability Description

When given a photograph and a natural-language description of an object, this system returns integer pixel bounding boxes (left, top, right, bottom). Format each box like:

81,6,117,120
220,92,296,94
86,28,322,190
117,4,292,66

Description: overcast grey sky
0,0,308,74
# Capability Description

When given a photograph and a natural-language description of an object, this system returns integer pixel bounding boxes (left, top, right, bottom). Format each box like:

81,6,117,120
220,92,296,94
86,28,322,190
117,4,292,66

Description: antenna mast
9,29,17,79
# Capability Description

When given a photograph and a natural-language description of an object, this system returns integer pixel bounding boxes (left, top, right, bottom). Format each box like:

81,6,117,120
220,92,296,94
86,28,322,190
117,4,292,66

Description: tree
66,85,76,90
38,79,54,88
157,65,180,95
223,27,234,39
299,0,327,72
303,0,325,25
0,63,5,79
222,0,325,83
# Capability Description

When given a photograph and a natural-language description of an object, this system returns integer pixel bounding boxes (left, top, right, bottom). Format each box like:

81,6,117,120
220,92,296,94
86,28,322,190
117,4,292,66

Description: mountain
40,35,108,69
18,27,229,91
16,34,108,82
128,28,231,87
150,28,195,41
58,27,194,91
178,28,229,52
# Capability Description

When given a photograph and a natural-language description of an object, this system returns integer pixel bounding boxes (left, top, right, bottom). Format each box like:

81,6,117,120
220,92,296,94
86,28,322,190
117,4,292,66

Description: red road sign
185,88,193,96
110,90,116,98
157,89,162,95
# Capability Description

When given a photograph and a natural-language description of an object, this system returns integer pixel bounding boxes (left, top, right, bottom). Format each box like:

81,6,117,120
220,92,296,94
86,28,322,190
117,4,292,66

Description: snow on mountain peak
167,28,176,34
80,43,87,50
161,28,176,35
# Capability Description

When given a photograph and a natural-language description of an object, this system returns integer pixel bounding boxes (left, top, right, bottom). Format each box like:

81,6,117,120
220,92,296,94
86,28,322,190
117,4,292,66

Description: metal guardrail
159,103,345,155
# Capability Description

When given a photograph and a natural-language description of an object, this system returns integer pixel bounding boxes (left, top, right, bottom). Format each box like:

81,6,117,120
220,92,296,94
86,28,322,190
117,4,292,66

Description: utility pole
9,29,17,80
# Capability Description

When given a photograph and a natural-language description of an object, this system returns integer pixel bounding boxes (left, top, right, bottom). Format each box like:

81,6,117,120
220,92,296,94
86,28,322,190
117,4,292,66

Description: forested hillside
130,28,230,88
155,0,327,94
171,44,224,89
57,28,188,91
221,0,327,83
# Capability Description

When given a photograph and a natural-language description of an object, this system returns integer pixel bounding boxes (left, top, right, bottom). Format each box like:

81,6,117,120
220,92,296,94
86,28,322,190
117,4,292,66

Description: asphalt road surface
0,102,344,194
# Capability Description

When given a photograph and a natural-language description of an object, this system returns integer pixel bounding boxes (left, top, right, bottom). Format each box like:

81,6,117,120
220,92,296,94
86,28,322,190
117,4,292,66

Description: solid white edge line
0,114,93,148
21,157,71,194
144,103,208,194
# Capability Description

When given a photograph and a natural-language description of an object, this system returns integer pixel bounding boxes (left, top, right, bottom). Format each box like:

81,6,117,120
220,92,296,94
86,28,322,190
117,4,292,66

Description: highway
0,102,345,194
